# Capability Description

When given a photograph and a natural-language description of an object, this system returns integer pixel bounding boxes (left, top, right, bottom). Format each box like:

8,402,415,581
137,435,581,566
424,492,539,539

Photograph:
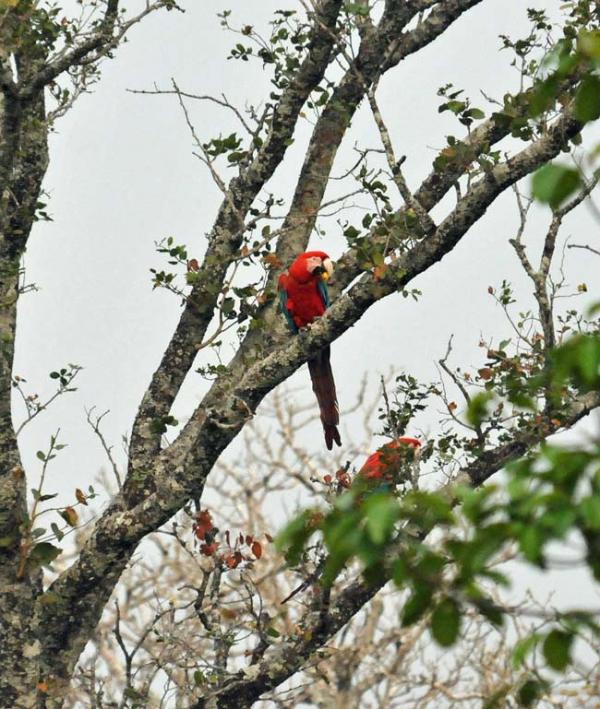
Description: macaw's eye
311,265,326,276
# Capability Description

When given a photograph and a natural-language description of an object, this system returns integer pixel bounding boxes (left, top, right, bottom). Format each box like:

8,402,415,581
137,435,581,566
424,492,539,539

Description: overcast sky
12,0,600,611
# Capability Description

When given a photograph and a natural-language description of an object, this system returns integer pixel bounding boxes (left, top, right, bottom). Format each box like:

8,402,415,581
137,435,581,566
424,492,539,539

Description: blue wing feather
279,288,298,334
317,279,330,309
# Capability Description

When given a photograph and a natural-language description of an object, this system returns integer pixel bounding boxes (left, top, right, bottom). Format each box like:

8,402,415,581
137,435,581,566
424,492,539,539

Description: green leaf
576,336,600,388
50,522,64,542
483,686,510,709
401,585,433,626
467,107,485,119
275,510,317,566
193,670,206,686
344,2,370,16
575,75,600,122
517,678,546,707
266,627,280,638
512,634,540,668
580,496,600,530
531,164,581,209
28,542,62,569
519,525,544,565
364,493,399,545
542,629,573,671
39,591,60,605
431,597,461,646
577,29,600,59
466,391,494,426
124,687,144,701
392,557,410,586
476,596,504,626
39,493,58,502
149,415,179,435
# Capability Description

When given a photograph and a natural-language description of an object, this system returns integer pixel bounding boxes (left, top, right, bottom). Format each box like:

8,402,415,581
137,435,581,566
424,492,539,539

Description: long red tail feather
307,345,341,450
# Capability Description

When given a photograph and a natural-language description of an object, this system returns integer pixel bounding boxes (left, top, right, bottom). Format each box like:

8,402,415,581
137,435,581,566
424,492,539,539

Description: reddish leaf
224,553,240,569
251,541,263,559
263,254,282,268
447,401,458,412
478,367,493,381
194,510,213,540
200,542,219,556
60,506,78,527
245,534,253,546
309,511,324,528
75,488,87,506
187,258,200,272
323,474,333,484
264,533,274,543
373,264,388,282
224,530,231,548
338,474,351,488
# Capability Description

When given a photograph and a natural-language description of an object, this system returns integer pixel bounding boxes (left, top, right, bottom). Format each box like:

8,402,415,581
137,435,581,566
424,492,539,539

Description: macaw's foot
297,325,312,342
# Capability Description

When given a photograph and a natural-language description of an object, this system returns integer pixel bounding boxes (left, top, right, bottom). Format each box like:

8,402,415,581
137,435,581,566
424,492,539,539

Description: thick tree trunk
0,83,49,707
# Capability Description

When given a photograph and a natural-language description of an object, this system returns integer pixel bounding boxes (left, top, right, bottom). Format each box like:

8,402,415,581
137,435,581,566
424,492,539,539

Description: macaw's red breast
359,437,421,481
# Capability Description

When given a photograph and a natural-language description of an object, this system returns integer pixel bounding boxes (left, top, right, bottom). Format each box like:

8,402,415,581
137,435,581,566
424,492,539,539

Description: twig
86,407,123,490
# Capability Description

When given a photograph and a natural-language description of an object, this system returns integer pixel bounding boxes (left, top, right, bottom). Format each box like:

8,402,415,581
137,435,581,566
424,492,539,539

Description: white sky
12,0,600,613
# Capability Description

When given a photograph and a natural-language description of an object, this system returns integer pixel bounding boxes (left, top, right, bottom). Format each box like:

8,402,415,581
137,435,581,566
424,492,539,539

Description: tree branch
125,0,345,496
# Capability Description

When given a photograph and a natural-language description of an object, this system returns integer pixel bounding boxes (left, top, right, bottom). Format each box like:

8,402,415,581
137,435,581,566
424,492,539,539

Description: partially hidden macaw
278,250,341,450
358,436,422,485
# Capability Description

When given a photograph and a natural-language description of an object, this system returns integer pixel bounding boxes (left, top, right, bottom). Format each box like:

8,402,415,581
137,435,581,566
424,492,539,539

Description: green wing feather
317,279,330,308
278,288,298,333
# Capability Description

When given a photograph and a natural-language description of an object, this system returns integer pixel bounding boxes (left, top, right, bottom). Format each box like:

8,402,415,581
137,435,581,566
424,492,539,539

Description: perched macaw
281,435,422,605
358,436,422,485
278,250,341,450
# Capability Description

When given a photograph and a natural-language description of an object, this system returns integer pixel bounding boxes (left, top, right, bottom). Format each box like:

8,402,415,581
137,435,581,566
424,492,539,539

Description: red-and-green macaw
358,436,422,484
278,250,341,450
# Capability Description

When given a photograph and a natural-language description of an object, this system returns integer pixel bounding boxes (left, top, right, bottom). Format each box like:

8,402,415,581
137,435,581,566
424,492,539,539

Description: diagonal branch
19,1,181,101
125,0,345,495
273,0,485,274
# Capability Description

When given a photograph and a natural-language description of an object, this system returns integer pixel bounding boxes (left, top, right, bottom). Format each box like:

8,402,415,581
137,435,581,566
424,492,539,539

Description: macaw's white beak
322,258,334,279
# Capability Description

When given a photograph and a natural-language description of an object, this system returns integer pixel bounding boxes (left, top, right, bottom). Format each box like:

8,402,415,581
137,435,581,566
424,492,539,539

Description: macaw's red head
289,251,334,284
378,436,422,468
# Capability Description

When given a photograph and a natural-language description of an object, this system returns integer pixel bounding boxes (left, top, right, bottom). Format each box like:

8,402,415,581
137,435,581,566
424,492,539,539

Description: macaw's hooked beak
311,258,334,281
